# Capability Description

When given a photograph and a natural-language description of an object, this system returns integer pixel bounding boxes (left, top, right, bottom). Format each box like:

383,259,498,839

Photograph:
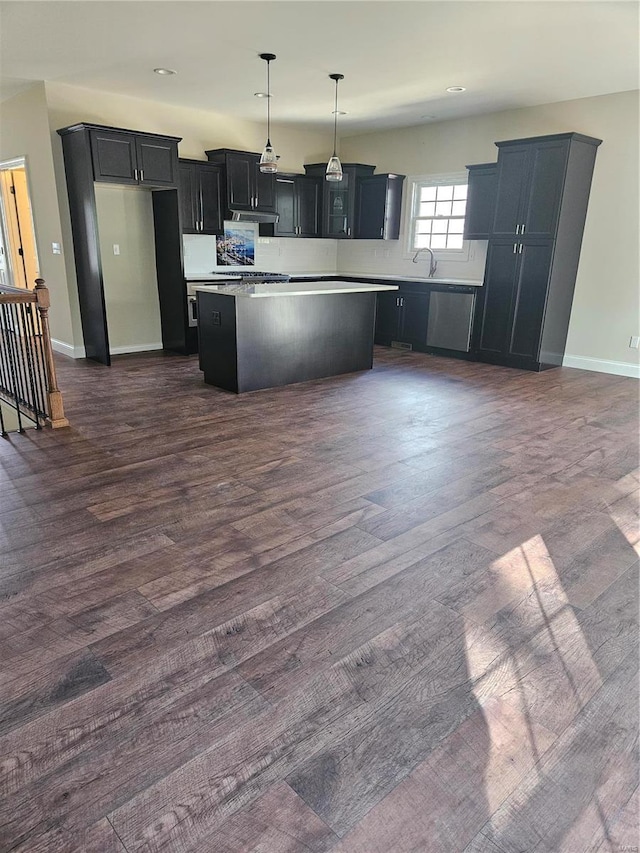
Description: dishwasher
426,287,475,352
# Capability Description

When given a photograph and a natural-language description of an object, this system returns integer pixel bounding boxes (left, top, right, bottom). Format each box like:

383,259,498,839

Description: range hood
230,209,279,224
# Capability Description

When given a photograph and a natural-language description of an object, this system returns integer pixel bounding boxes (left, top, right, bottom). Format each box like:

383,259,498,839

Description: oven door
187,295,198,327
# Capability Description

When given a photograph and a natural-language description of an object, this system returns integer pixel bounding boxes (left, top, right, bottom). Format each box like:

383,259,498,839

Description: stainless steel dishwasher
426,288,476,352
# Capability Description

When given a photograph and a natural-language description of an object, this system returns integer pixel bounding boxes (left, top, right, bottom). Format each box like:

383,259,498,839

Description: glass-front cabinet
304,163,375,239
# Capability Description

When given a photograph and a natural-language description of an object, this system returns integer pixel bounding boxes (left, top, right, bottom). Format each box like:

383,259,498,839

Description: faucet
412,246,438,278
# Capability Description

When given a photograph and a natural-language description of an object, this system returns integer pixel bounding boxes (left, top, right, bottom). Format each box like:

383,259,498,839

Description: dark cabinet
375,283,477,357
304,163,375,238
355,173,405,239
374,290,429,348
464,163,497,240
476,130,601,371
178,159,222,234
475,239,553,363
205,149,277,216
492,137,573,239
273,174,321,237
57,122,183,366
89,127,179,187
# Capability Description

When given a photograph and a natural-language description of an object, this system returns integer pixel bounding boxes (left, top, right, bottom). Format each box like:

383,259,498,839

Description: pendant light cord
266,58,271,145
332,77,338,157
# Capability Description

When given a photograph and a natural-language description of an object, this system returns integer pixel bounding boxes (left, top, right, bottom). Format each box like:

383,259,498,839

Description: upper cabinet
178,159,223,234
492,135,581,239
355,173,405,239
205,149,277,216
84,125,180,187
463,163,497,240
304,163,375,238
273,174,321,238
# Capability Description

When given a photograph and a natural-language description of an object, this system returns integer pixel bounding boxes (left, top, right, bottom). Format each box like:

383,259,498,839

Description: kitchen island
194,280,398,392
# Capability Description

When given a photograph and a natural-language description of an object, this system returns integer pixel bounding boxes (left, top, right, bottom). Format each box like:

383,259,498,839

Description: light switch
52,242,61,255
113,244,120,255
630,336,640,349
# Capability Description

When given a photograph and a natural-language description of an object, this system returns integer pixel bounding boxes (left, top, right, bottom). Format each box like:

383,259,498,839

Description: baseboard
51,338,85,359
562,354,640,379
51,339,165,358
109,342,164,355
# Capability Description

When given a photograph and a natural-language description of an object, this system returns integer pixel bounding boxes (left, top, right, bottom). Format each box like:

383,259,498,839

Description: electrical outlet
113,244,120,256
51,242,62,255
212,311,221,326
630,335,640,349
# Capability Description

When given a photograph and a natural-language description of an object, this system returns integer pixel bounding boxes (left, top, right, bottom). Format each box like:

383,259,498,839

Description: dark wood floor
1,347,638,853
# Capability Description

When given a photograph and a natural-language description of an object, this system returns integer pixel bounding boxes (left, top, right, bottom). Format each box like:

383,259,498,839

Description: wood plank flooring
1,346,638,852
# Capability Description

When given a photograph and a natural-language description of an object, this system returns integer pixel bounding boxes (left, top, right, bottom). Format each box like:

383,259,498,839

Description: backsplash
336,239,488,282
183,234,337,276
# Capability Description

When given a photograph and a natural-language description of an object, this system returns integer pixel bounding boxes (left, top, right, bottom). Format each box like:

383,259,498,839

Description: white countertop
186,271,483,287
192,280,399,298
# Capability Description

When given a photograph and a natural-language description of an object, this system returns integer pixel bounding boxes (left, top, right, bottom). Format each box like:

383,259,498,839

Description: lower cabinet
375,285,476,357
474,238,554,369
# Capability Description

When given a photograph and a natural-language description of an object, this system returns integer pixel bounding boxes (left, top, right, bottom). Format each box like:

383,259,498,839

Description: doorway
0,157,40,289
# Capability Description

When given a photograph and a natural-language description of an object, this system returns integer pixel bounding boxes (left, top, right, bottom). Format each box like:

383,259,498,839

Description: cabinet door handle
515,224,520,235
347,226,351,237
513,243,518,253
380,227,384,237
134,168,138,181
140,169,144,183
521,223,526,234
518,243,523,253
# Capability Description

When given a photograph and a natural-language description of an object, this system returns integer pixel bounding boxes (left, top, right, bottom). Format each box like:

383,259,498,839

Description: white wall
340,91,640,374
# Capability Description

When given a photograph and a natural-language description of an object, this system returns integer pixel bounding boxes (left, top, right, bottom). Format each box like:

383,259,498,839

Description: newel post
34,278,69,428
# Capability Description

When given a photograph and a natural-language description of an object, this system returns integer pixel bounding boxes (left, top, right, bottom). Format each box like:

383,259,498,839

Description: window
410,176,468,252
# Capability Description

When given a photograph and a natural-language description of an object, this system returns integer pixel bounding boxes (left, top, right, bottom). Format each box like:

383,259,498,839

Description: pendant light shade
259,53,278,174
326,73,344,182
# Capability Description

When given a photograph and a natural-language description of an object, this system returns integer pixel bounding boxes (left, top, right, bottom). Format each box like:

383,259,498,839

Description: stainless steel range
187,272,290,326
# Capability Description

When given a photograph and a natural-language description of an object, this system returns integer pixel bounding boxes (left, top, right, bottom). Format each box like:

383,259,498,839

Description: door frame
0,156,41,289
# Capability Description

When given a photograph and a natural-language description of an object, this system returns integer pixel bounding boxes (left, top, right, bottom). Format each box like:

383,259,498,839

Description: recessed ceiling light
254,92,272,98
446,86,466,93
421,114,436,120
154,68,177,76
332,110,348,116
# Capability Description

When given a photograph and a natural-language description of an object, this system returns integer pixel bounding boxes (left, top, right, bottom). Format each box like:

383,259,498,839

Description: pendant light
258,53,278,174
326,73,344,182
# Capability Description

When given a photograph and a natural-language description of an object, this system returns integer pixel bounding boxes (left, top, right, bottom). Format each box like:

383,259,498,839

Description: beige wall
95,185,162,352
45,81,333,171
0,83,74,345
341,91,640,372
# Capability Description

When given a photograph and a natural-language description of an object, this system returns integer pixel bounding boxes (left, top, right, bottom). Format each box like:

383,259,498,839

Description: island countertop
192,280,399,298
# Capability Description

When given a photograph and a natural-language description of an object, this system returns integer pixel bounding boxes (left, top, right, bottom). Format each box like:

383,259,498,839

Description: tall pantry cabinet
474,132,602,371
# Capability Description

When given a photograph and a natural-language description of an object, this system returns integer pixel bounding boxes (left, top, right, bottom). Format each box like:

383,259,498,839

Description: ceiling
0,1,637,134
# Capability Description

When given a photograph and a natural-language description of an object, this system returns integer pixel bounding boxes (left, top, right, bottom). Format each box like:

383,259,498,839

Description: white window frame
404,172,471,262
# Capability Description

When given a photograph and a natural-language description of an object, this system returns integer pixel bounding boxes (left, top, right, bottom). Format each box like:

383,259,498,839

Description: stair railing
0,278,69,433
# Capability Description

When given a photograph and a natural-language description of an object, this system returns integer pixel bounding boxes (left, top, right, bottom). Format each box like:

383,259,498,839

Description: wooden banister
34,279,69,428
0,277,69,429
